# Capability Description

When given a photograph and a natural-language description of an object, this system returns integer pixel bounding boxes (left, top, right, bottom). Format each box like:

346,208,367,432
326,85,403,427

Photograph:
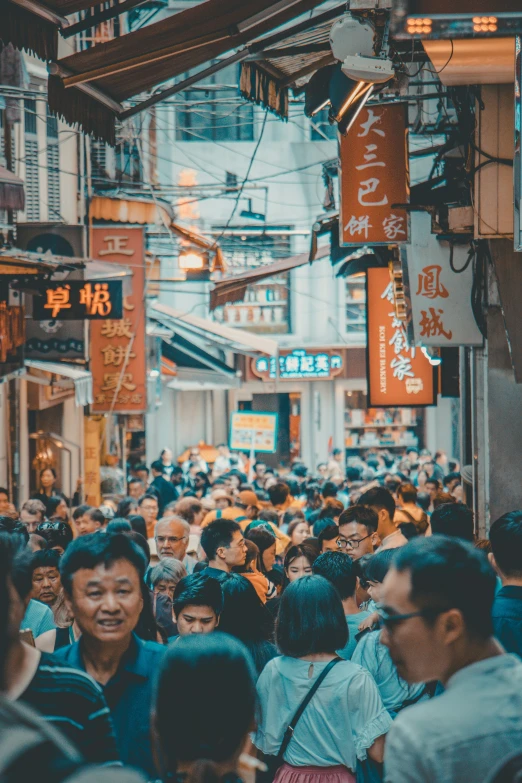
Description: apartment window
176,63,254,142
310,108,337,141
47,107,60,220
345,275,366,337
24,99,40,221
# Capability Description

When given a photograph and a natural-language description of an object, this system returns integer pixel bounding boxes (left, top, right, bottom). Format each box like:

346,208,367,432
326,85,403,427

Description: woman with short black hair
254,575,391,783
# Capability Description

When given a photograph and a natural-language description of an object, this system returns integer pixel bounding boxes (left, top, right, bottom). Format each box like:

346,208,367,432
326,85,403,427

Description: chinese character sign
340,104,409,245
84,416,101,507
33,281,123,321
252,349,344,381
229,412,278,453
407,212,483,347
366,267,435,407
90,227,147,413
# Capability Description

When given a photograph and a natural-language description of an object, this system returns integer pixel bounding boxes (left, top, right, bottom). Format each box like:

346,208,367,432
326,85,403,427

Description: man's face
338,521,377,561
0,492,9,512
32,566,61,605
176,605,219,636
65,559,143,644
75,513,102,537
136,470,149,485
20,509,42,534
380,567,453,684
321,537,340,554
426,481,438,501
171,472,183,487
255,464,266,480
139,498,158,527
155,519,189,561
219,530,247,567
162,449,173,463
128,481,144,500
154,579,176,601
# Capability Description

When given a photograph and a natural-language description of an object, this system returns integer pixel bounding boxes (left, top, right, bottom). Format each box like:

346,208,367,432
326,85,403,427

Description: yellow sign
229,412,278,453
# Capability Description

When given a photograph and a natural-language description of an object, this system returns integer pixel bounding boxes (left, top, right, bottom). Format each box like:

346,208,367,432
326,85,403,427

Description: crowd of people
2,444,522,783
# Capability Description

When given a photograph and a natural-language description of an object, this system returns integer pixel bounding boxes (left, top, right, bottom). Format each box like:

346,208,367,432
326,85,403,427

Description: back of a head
173,573,224,617
245,527,276,557
127,514,148,539
267,482,290,507
106,519,132,534
322,481,337,499
123,529,151,564
431,503,474,542
258,509,280,526
37,521,73,551
276,574,347,657
393,535,496,639
219,573,273,643
490,511,522,578
319,499,344,519
155,633,256,778
359,486,396,520
149,558,187,588
312,551,356,600
317,524,340,549
176,497,203,524
338,504,378,534
243,539,260,567
151,460,165,474
200,519,240,561
432,491,455,510
60,532,146,593
417,492,431,513
398,482,417,504
362,548,397,584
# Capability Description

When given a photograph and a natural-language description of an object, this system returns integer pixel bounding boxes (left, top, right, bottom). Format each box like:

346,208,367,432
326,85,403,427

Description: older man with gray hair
154,516,196,574
20,499,47,534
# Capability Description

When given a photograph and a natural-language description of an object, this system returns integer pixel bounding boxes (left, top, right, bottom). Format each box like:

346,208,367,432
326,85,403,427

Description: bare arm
367,733,386,764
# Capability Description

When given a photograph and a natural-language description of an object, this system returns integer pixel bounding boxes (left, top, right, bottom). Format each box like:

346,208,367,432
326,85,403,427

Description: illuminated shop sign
253,349,344,381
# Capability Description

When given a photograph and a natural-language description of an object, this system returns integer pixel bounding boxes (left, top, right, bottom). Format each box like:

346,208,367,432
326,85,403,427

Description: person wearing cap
201,490,251,528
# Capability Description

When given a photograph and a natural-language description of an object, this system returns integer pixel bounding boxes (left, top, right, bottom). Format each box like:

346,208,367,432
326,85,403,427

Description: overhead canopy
162,329,239,378
24,359,93,407
0,166,25,211
149,301,279,356
210,245,329,310
423,37,515,86
90,194,173,226
46,0,330,143
167,368,241,391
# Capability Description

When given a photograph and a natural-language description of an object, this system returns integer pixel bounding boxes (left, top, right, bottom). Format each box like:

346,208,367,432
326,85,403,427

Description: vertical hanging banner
84,416,101,507
367,267,435,407
90,227,147,413
407,212,483,347
340,103,409,246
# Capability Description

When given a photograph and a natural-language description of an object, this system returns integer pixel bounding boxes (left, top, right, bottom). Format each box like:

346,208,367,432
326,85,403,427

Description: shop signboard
32,281,123,321
90,227,147,414
406,212,483,346
252,349,344,381
229,412,278,453
340,103,409,246
84,416,101,507
366,266,436,407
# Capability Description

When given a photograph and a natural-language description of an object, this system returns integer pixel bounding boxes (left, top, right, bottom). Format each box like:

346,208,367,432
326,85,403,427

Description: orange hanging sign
90,227,147,413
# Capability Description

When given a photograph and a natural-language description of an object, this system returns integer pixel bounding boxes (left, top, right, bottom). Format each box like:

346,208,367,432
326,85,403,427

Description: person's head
127,514,148,539
36,520,73,556
175,497,205,527
253,462,266,480
416,491,431,513
135,465,149,484
74,507,106,537
380,536,496,684
200,520,247,569
313,551,357,602
236,490,261,520
20,499,46,533
128,478,145,501
154,633,256,780
359,487,396,537
39,467,57,490
284,541,320,583
318,524,341,553
160,448,173,464
47,495,68,521
138,493,159,529
319,499,344,523
398,521,420,540
332,448,343,463
173,573,223,635
155,516,190,562
123,530,151,565
212,489,234,511
430,503,474,542
321,481,338,500
170,466,184,487
149,558,187,601
60,533,146,645
245,528,277,573
432,491,455,510
116,496,139,519
337,505,379,560
435,450,447,468
276,575,347,657
360,549,397,604
28,534,48,552
218,574,273,645
489,511,522,582
397,483,417,506
0,488,9,513
30,548,62,606
443,472,461,493
267,482,290,508
106,519,132,534
287,518,311,546
425,477,441,500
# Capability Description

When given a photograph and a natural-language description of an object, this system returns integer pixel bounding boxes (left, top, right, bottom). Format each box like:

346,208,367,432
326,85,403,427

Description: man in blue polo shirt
54,532,165,778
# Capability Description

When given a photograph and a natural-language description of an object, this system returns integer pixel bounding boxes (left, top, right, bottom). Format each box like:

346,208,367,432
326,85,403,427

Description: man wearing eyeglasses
337,505,380,561
381,536,522,783
154,516,195,574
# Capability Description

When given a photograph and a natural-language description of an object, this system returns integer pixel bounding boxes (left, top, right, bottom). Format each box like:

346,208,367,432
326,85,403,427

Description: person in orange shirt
234,540,276,604
267,481,304,515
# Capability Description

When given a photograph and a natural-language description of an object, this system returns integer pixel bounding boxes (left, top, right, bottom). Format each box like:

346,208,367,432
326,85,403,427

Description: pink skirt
274,763,356,783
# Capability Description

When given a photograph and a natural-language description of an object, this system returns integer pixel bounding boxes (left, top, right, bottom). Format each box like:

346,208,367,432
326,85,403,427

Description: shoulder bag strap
278,658,341,760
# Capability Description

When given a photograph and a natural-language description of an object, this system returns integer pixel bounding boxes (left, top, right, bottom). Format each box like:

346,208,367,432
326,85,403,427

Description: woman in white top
254,575,392,783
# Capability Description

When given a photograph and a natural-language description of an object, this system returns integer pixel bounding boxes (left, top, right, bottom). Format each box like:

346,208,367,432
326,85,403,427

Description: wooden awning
0,166,25,212
47,0,329,143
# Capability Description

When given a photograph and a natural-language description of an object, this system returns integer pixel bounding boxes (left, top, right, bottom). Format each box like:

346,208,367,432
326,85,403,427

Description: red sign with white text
340,103,409,245
367,267,435,407
90,227,147,413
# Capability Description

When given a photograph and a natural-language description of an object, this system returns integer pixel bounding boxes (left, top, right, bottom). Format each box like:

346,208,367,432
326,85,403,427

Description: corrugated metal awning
25,359,93,407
